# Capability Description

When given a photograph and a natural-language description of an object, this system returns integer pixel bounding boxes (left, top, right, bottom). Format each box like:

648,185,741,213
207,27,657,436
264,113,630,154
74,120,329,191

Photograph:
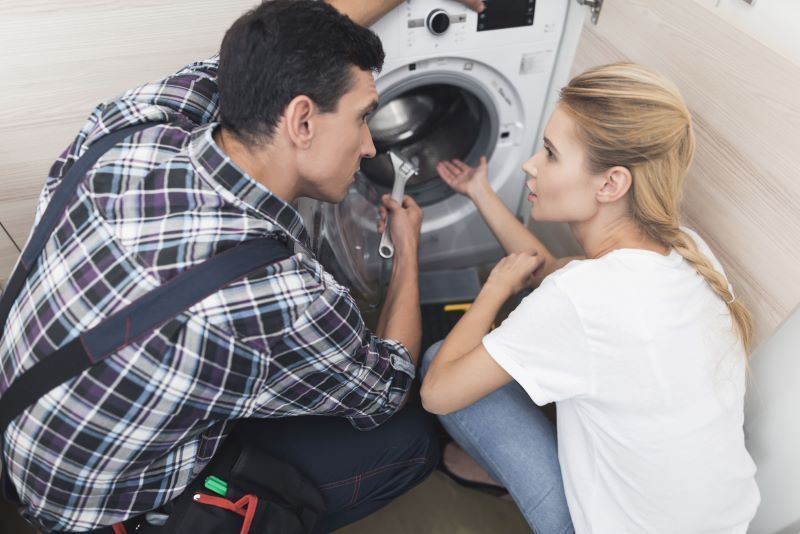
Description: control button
427,9,450,35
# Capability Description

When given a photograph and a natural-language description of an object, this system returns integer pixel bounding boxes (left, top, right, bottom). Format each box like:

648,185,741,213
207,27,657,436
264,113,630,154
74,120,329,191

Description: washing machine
299,0,587,307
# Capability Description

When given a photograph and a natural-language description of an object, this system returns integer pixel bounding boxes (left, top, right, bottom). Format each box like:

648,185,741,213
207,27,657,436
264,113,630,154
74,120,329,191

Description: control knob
426,9,450,36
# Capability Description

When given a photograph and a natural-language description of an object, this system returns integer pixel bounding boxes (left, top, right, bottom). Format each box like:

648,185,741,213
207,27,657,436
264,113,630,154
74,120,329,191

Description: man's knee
360,405,440,503
391,404,440,467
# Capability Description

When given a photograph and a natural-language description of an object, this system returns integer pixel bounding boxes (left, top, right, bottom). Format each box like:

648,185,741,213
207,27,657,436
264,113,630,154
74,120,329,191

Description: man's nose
362,127,377,159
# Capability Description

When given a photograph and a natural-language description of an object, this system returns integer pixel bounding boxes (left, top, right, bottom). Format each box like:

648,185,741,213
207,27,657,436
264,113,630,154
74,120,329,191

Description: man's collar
188,124,310,249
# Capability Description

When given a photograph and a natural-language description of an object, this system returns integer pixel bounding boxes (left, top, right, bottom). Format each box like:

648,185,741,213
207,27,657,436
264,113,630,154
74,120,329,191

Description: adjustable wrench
378,151,419,259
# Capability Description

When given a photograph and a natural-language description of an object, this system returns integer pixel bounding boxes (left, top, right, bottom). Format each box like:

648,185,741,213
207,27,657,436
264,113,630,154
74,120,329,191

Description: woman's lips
528,192,537,201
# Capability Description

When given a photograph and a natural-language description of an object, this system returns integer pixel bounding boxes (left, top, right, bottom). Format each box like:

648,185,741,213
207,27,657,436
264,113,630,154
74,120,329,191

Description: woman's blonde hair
559,63,753,353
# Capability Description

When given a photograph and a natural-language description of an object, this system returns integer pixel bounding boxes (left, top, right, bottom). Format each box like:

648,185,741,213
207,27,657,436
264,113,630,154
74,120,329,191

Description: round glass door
359,75,499,206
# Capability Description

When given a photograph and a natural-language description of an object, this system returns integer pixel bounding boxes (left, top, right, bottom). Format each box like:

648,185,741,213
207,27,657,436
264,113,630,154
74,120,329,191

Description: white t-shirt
482,229,760,533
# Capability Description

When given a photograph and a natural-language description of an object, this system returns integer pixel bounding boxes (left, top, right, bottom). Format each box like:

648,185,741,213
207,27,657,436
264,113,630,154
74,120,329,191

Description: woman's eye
545,147,555,160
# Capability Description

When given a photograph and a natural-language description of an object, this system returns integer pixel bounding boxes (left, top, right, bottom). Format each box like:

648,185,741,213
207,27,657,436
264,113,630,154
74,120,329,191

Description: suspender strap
0,236,291,431
0,121,292,431
0,122,293,514
0,123,155,336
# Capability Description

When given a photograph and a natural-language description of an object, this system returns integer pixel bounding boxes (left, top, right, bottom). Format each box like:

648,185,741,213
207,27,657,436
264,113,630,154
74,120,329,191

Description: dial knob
427,9,450,36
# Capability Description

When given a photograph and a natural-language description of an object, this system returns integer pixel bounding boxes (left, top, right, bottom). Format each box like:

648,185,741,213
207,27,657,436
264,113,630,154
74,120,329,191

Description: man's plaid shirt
0,57,415,531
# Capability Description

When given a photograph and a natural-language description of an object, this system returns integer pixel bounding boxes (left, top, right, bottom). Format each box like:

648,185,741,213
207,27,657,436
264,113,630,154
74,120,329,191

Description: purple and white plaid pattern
0,57,414,531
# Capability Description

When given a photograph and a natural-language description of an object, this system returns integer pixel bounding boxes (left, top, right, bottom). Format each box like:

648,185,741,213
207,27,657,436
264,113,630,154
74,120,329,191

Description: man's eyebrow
360,99,379,115
543,136,560,155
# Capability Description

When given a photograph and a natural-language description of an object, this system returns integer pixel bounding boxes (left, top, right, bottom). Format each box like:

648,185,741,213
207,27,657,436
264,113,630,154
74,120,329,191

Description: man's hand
455,0,486,12
327,0,484,28
377,194,423,258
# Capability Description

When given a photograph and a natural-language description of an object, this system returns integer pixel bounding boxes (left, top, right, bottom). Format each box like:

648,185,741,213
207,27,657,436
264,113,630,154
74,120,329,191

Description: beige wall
0,0,258,286
570,0,800,349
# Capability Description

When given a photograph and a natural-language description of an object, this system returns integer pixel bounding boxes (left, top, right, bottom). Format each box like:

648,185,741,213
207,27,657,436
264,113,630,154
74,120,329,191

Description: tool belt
0,123,325,533
109,434,325,534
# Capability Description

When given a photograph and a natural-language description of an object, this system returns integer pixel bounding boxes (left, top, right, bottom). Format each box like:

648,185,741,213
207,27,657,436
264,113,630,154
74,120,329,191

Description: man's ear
597,165,632,203
284,95,316,149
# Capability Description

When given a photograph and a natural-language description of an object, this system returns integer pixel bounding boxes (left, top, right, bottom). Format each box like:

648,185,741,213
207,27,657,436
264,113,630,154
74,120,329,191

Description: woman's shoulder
546,252,634,285
542,246,683,304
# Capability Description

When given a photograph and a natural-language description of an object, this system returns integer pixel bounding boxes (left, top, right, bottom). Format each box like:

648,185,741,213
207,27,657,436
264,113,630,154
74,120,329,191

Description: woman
418,63,760,532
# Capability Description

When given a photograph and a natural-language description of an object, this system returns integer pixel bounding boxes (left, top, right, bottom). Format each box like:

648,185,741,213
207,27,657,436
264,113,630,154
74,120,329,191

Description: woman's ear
597,166,632,203
284,95,315,149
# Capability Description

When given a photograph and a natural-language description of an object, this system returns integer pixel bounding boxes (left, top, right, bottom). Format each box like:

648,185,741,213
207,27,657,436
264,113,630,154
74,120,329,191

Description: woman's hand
483,252,544,297
436,156,490,201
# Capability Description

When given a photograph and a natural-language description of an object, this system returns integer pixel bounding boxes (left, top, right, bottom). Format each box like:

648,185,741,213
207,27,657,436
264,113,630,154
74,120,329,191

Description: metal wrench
379,151,419,259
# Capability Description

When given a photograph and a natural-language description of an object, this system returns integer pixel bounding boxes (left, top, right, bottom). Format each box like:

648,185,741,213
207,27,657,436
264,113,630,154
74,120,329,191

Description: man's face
299,67,378,203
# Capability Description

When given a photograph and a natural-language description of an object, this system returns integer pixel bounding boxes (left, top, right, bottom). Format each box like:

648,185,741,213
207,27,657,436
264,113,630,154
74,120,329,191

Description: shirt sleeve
77,56,221,145
114,56,220,127
482,277,593,405
259,270,416,431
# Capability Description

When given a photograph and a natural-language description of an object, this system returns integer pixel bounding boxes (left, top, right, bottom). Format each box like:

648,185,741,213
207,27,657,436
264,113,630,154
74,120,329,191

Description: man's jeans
421,341,575,534
227,402,439,533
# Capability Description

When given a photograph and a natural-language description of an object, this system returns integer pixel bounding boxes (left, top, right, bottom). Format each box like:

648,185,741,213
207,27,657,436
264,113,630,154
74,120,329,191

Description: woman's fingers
452,159,471,172
436,162,456,181
440,160,462,177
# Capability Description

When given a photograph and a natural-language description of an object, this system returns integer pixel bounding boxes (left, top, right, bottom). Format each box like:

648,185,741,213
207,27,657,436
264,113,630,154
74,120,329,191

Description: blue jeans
421,341,574,534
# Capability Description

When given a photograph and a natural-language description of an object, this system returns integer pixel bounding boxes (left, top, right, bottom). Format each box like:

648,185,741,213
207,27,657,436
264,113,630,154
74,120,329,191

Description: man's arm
327,0,485,27
374,194,423,364
326,0,405,27
375,244,421,363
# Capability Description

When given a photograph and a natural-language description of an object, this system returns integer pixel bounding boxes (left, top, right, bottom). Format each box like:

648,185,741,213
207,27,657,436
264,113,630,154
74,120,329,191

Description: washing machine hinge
575,0,604,25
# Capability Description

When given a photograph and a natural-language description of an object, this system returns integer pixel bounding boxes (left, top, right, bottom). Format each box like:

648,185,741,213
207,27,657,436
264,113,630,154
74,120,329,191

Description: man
0,0,484,532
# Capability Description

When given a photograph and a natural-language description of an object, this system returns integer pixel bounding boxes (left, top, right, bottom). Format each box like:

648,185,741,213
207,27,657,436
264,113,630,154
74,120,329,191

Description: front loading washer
299,0,587,306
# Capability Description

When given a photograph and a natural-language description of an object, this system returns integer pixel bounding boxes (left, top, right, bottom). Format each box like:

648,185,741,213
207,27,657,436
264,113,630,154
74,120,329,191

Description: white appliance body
301,0,587,306
368,0,583,270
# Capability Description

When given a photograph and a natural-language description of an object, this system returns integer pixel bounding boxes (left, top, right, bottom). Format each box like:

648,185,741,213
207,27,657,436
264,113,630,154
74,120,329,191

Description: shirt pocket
191,421,231,478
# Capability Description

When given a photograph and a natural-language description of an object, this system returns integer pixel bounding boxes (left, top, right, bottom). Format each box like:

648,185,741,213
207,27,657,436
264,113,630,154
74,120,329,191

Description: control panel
478,0,536,32
377,0,562,58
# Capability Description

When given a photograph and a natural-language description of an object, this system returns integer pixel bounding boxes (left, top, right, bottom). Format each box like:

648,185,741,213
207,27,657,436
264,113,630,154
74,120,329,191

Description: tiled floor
1,471,529,533
340,471,529,533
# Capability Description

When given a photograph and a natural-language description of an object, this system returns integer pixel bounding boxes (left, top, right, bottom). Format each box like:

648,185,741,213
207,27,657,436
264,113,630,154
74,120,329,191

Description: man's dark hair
218,0,385,145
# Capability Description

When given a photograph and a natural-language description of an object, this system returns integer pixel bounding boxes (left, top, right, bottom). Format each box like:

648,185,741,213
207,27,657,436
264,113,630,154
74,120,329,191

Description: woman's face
522,104,603,223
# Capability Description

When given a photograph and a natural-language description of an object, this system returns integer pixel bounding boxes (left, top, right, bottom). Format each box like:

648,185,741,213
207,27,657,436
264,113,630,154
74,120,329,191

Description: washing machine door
359,75,499,207
297,70,501,302
296,182,388,310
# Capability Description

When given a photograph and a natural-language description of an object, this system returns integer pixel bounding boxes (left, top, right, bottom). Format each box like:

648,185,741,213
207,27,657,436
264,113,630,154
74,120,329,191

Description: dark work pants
228,402,440,533
82,402,438,534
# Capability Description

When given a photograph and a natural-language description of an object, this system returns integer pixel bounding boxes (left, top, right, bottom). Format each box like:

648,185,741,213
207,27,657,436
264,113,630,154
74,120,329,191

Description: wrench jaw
378,151,419,259
388,151,419,186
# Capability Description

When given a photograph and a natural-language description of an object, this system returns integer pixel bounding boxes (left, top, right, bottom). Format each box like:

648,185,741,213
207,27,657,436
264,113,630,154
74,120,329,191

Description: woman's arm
421,252,541,414
437,158,573,281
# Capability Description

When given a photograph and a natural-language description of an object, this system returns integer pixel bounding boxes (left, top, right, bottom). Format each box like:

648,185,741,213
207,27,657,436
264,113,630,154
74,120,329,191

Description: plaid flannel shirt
0,57,415,531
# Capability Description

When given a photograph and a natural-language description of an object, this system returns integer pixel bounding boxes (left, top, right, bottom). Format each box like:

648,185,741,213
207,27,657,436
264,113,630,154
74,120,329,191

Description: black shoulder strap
0,123,156,334
0,124,292,432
